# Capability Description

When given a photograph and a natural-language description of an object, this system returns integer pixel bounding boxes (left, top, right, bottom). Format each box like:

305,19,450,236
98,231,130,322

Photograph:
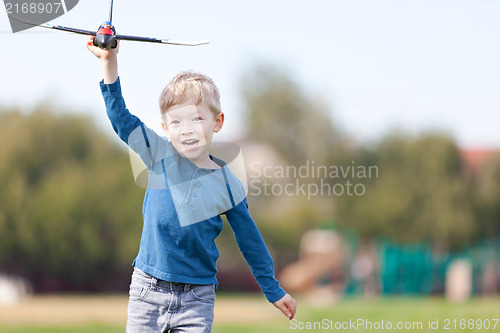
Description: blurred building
460,148,500,176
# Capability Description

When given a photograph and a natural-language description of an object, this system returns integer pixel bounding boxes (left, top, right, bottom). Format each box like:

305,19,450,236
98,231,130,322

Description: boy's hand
86,35,119,84
86,35,119,60
273,293,297,320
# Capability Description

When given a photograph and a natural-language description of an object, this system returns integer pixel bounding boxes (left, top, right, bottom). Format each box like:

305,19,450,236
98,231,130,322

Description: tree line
0,64,499,291
242,64,500,256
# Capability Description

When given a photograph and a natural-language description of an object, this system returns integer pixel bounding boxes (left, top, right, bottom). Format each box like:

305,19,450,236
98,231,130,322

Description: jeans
126,267,215,333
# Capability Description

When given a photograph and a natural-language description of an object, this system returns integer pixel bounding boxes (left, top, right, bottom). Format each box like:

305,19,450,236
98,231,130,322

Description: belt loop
184,283,191,292
150,276,158,289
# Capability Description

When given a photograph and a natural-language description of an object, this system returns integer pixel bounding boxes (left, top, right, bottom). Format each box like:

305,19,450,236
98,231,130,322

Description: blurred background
1,0,500,331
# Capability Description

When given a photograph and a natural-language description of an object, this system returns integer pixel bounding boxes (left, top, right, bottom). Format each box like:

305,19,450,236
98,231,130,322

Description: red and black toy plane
8,0,209,49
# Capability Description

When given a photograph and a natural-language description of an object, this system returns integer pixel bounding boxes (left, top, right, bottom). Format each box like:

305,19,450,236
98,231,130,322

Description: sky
1,0,499,149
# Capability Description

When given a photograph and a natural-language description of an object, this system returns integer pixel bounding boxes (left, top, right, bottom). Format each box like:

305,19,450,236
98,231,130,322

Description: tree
336,132,477,248
475,154,500,237
239,63,347,262
0,107,144,291
241,63,346,167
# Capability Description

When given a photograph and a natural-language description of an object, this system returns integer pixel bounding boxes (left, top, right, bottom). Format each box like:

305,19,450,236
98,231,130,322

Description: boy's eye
170,120,180,125
193,117,202,121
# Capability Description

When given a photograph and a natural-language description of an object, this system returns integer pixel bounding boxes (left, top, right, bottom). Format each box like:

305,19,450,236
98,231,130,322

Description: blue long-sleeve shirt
100,78,285,303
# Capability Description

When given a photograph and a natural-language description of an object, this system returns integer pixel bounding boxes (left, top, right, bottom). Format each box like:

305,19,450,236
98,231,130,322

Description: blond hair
159,71,221,115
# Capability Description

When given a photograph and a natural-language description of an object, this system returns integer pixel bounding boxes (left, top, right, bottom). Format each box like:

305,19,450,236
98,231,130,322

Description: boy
86,37,296,332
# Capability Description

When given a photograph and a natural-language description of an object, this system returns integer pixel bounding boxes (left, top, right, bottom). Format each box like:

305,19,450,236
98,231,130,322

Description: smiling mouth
182,139,200,149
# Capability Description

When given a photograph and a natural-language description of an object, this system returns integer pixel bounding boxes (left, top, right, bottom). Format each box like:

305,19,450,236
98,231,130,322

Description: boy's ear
214,112,224,133
161,121,171,140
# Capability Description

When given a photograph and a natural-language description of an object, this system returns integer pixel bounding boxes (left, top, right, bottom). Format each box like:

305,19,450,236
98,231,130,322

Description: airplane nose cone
93,34,117,50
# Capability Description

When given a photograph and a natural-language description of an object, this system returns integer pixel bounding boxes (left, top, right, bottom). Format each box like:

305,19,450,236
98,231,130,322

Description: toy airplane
8,0,209,48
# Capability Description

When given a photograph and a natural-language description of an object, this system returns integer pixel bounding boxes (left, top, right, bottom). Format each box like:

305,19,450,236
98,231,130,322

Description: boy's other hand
86,36,119,60
273,293,297,320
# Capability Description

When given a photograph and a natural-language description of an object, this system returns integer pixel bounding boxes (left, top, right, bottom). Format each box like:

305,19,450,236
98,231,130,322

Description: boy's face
161,99,224,165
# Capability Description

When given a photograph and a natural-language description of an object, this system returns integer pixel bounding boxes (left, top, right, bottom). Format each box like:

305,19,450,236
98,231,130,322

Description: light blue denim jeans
126,267,215,333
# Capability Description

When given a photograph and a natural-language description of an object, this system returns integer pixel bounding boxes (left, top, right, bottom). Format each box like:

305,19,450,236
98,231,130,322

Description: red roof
460,149,500,174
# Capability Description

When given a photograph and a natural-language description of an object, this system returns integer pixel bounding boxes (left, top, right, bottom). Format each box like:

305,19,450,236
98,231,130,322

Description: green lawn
214,296,500,333
1,295,499,332
0,326,120,333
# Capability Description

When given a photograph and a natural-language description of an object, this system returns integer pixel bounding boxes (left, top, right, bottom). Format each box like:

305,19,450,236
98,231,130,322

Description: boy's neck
187,153,221,170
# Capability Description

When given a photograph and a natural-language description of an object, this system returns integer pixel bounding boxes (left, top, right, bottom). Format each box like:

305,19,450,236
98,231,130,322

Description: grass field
1,294,499,332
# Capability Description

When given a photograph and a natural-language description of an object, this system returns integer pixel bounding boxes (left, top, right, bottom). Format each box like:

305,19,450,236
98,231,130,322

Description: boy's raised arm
86,36,165,169
86,36,118,84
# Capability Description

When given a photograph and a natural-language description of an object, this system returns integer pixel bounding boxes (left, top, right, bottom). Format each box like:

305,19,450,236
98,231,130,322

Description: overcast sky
1,0,499,149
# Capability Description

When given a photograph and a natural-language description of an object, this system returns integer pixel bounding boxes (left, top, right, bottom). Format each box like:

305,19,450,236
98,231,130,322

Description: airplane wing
40,23,96,36
8,13,96,36
160,39,210,46
116,33,209,46
8,13,208,46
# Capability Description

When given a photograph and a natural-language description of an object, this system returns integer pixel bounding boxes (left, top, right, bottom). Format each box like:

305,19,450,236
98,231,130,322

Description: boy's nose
180,123,194,135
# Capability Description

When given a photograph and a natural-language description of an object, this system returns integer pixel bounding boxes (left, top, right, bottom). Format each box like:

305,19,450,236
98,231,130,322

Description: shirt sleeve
99,77,168,169
225,199,286,303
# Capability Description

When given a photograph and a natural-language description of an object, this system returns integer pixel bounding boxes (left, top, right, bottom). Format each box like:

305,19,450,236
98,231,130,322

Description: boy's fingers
86,36,96,50
273,294,297,320
285,299,297,319
284,307,293,319
274,294,297,320
277,304,289,318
